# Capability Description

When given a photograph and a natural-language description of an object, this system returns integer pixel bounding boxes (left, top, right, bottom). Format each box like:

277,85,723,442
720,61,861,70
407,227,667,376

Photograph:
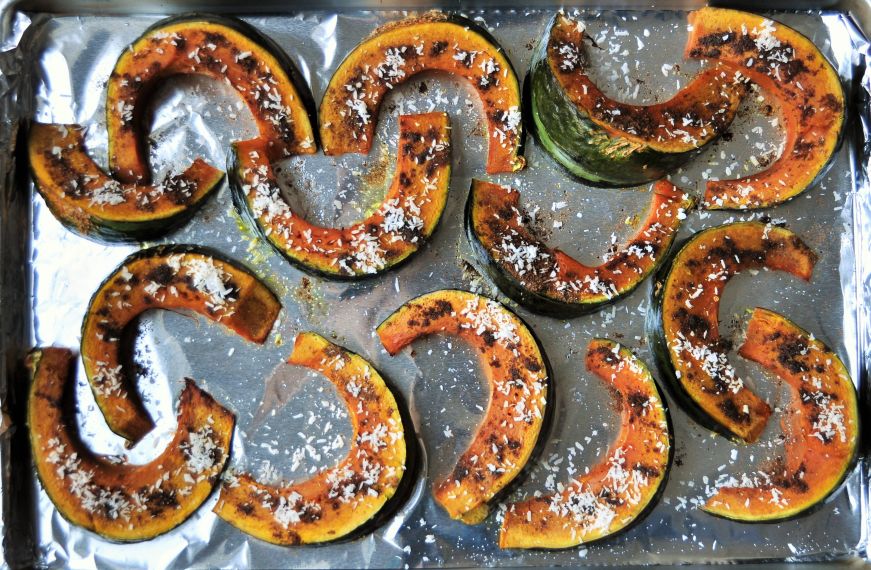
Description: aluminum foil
1,5,869,569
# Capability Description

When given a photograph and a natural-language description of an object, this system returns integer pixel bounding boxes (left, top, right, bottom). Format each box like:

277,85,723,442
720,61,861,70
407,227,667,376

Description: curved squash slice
107,14,316,183
686,8,845,209
466,179,693,316
214,332,409,545
529,13,747,187
28,123,224,243
81,245,280,443
320,11,524,174
500,339,671,549
377,289,550,523
703,308,859,522
27,347,234,542
230,113,451,279
647,221,818,443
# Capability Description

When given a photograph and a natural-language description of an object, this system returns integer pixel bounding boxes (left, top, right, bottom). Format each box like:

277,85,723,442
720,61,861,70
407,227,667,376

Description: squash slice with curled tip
27,347,234,542
214,332,410,545
377,289,551,524
81,245,280,443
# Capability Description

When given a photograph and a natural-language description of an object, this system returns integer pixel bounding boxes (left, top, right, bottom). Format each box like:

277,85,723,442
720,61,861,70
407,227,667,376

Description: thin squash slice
230,112,451,279
686,8,845,209
377,289,550,524
81,245,280,443
647,221,818,443
500,339,671,548
466,179,693,316
703,308,859,522
27,347,234,542
214,332,409,545
320,11,524,174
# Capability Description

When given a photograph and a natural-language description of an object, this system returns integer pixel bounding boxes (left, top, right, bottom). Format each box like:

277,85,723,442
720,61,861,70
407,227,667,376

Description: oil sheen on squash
27,348,234,542
377,289,550,524
214,332,409,545
500,339,671,549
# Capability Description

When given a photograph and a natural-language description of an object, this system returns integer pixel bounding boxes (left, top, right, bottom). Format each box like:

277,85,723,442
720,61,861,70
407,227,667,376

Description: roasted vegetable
320,11,524,174
686,7,845,209
377,289,550,523
466,179,693,316
81,245,280,442
500,339,671,548
214,332,410,544
230,113,451,279
27,347,233,542
528,13,746,187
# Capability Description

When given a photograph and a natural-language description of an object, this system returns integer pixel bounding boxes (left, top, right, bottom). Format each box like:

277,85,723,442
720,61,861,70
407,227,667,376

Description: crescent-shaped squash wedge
646,222,818,443
27,347,234,542
500,339,671,549
81,245,280,443
320,11,524,174
107,14,316,183
703,308,859,522
28,123,224,243
686,8,845,209
230,112,451,279
466,179,693,316
528,13,747,187
377,289,550,524
214,332,410,545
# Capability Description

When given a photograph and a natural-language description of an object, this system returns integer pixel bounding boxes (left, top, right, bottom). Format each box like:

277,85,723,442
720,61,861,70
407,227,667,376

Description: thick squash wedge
500,339,671,549
107,14,316,183
686,8,845,209
214,332,410,544
529,13,747,187
81,245,280,443
704,308,859,521
28,123,224,243
230,112,451,279
466,179,693,316
377,289,550,524
646,222,817,443
320,11,524,174
27,347,233,542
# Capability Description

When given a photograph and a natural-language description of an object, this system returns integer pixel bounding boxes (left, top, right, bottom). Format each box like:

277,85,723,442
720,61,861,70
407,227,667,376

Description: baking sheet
1,5,869,568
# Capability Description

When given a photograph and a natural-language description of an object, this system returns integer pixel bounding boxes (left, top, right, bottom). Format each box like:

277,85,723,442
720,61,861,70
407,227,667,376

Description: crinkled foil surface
0,4,870,569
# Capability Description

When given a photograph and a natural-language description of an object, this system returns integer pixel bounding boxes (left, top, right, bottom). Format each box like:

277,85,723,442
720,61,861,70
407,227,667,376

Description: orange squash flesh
214,332,407,545
376,289,549,524
686,8,845,209
703,308,859,521
27,347,234,542
656,222,817,443
107,16,316,183
230,112,451,278
81,245,280,443
500,339,671,549
28,123,224,242
320,11,524,174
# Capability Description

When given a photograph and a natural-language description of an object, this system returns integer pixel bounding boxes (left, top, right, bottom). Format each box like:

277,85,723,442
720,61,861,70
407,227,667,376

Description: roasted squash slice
107,14,316,183
528,13,747,187
230,112,451,279
214,332,410,545
28,123,224,243
466,179,693,316
647,222,818,443
81,245,280,443
27,347,234,542
702,308,859,521
500,339,671,549
686,8,845,209
377,289,550,524
320,11,524,174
